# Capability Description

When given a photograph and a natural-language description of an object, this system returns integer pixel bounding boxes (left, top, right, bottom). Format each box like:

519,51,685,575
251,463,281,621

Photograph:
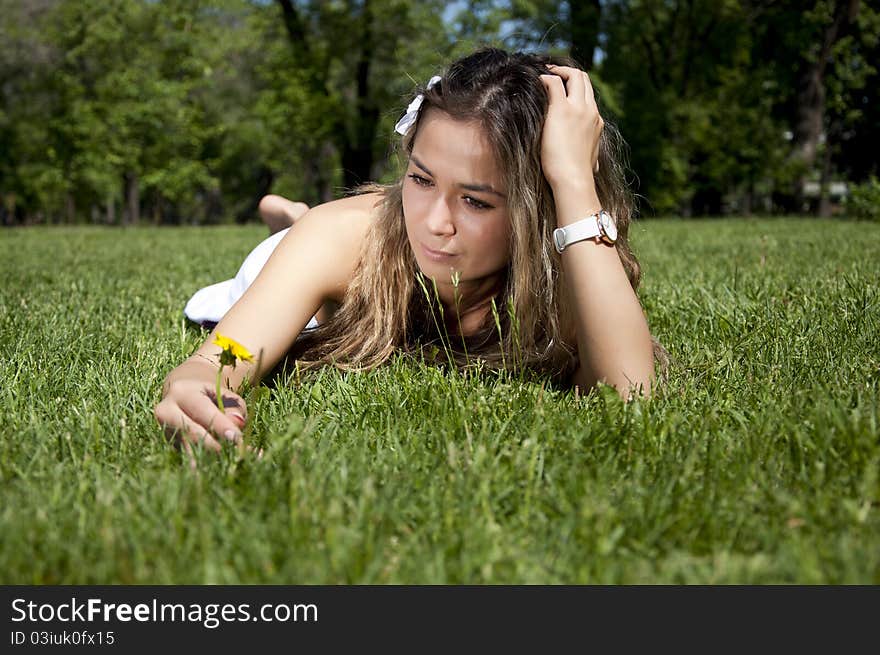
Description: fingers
540,73,567,105
186,391,246,446
154,391,246,457
540,64,604,181
580,70,597,109
220,393,247,430
545,64,591,105
160,408,224,453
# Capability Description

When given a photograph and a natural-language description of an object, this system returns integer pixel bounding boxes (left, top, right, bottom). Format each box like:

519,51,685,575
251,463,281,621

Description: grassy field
1,218,877,584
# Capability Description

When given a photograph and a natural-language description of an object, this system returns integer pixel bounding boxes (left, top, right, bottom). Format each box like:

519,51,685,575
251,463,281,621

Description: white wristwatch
553,210,618,252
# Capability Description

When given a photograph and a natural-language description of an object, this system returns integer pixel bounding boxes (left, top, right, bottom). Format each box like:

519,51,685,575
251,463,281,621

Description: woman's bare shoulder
296,191,383,302
297,191,380,244
305,191,383,224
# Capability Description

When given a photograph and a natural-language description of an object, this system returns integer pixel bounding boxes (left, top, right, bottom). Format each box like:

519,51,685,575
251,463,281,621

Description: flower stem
215,367,225,413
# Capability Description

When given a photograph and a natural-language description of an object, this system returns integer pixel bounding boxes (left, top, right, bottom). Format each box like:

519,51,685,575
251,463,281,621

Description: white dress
183,226,320,331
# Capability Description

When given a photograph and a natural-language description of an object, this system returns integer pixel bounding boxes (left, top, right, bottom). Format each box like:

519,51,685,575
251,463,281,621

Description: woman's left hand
539,65,603,190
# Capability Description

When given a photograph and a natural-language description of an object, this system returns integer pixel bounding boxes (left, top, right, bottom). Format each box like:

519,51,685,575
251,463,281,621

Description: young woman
154,47,661,453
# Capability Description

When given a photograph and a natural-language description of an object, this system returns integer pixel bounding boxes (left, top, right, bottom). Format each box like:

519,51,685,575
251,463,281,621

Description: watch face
599,211,618,243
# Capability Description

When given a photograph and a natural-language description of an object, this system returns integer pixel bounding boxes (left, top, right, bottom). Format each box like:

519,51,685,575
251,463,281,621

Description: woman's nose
425,197,455,235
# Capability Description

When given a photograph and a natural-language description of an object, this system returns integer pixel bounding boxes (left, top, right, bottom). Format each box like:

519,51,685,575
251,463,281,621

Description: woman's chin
416,256,458,274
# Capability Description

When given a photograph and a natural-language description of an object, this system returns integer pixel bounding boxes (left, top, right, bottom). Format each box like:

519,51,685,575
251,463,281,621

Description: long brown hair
289,47,662,386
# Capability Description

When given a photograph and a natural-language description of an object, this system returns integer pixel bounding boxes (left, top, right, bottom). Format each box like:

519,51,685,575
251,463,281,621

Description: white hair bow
394,75,442,136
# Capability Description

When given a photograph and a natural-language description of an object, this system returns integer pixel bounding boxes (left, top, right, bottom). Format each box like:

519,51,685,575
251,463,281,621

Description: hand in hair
538,65,604,190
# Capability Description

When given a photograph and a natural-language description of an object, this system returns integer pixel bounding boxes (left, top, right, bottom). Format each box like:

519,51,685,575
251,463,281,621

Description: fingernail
224,429,242,442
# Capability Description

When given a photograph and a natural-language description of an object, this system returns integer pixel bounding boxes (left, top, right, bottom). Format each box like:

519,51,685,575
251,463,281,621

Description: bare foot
259,195,310,235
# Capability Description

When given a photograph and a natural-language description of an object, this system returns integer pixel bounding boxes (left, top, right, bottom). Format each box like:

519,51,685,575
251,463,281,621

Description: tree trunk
742,182,753,217
569,0,601,70
788,0,859,214
204,187,224,224
65,193,75,224
818,135,834,218
3,193,16,226
106,191,116,225
124,172,140,225
317,141,336,203
341,0,378,189
277,0,344,200
789,65,825,213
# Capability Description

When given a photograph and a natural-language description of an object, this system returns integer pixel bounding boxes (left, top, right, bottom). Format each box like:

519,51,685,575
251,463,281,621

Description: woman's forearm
552,179,655,397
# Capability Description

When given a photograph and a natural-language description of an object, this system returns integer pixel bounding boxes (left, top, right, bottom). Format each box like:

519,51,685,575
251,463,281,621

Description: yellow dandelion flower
211,333,255,415
212,333,254,364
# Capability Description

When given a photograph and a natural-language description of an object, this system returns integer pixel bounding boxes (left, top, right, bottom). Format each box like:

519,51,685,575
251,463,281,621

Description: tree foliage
0,0,876,224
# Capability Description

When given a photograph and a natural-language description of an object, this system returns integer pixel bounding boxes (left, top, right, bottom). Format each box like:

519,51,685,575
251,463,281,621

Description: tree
273,0,450,197
750,0,862,214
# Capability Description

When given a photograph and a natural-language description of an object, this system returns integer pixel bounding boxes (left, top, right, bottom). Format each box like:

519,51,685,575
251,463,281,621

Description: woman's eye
464,196,492,211
408,173,432,187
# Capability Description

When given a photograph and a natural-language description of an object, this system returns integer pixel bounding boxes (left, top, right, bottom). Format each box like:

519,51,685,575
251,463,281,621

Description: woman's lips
421,243,457,262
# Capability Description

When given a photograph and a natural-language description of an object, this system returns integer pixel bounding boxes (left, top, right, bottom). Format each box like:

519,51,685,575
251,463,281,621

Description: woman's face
402,109,511,289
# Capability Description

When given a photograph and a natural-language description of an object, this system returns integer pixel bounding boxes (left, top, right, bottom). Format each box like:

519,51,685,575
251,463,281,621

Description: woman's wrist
549,177,601,228
161,357,219,396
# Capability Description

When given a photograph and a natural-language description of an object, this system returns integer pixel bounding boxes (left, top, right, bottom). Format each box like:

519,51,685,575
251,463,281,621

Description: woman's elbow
609,361,655,401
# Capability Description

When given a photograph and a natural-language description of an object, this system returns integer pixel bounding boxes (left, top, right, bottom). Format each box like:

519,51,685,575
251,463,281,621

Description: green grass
1,218,878,583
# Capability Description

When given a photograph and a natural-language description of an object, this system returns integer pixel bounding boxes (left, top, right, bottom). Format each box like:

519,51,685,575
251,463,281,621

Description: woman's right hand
153,377,248,456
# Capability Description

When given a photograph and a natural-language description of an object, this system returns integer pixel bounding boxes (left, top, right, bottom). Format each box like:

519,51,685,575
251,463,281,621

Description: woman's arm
154,194,374,452
540,66,654,398
553,180,654,397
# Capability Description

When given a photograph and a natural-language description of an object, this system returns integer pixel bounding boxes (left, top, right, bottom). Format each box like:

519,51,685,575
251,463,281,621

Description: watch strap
553,213,602,253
